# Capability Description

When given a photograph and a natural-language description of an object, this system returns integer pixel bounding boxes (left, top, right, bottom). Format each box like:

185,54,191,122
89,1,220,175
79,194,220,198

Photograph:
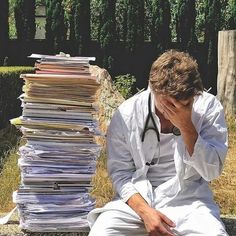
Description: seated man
88,50,228,236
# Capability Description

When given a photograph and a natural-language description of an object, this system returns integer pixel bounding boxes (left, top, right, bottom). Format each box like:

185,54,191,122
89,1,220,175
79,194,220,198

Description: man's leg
88,210,148,236
177,209,228,236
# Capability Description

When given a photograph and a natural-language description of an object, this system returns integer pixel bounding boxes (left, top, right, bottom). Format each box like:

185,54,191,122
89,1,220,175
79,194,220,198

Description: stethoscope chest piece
142,93,182,141
172,126,181,136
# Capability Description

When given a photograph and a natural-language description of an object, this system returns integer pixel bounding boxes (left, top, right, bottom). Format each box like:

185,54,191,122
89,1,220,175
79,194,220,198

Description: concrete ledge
0,214,235,236
222,216,236,236
20,217,236,236
21,232,89,236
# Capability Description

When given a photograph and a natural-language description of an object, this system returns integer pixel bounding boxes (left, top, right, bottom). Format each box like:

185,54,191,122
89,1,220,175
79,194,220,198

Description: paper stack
11,54,101,232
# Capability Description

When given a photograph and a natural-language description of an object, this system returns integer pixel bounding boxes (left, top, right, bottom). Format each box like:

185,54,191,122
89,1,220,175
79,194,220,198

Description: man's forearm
127,193,176,235
126,193,151,219
180,121,198,156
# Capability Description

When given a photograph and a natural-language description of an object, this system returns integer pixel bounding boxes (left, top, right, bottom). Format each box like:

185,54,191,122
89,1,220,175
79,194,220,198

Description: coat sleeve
183,96,228,181
106,109,138,203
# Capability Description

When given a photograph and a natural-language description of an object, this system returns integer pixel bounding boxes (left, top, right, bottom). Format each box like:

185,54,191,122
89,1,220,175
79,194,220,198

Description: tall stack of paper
11,54,101,232
33,54,92,75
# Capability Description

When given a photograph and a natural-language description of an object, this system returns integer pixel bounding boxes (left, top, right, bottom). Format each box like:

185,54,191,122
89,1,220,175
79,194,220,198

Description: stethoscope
141,93,181,143
141,93,181,166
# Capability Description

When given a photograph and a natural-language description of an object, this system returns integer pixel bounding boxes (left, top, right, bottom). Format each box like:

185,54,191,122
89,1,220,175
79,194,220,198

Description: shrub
0,66,34,129
0,66,33,168
113,74,136,99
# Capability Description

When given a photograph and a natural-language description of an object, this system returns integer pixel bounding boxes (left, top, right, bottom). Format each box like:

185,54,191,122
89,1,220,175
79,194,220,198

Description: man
88,50,228,235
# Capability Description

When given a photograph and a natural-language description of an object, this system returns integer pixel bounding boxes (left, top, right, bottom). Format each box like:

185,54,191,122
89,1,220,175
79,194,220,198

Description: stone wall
90,65,124,146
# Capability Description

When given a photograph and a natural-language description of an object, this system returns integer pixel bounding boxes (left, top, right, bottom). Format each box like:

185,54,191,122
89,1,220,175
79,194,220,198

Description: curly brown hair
149,50,203,100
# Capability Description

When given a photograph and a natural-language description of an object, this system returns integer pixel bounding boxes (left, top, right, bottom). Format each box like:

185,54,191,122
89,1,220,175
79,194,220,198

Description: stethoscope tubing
141,92,181,143
141,93,160,142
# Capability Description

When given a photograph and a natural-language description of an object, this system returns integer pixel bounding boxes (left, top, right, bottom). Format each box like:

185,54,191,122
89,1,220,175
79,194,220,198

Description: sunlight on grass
90,149,115,208
0,119,235,215
0,125,21,169
211,117,236,215
0,146,20,212
91,118,236,214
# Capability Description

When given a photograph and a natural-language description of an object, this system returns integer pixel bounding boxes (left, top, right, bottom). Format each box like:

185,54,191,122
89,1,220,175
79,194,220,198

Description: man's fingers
160,212,176,228
149,224,174,236
167,96,182,109
157,223,175,236
161,100,176,114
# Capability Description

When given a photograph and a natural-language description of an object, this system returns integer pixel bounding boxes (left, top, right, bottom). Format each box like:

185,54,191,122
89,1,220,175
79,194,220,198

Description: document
11,54,101,232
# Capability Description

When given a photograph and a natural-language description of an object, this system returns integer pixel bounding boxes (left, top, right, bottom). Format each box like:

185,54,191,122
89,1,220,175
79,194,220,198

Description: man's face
154,94,194,120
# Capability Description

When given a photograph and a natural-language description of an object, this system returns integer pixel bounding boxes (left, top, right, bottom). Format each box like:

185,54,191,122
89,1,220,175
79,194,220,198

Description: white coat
88,89,228,235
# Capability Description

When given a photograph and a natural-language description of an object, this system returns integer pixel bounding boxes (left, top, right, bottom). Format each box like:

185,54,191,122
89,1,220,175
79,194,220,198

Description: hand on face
158,95,194,132
155,94,198,156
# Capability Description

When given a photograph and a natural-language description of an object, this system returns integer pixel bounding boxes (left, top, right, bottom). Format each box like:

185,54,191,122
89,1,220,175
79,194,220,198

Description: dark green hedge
0,66,34,129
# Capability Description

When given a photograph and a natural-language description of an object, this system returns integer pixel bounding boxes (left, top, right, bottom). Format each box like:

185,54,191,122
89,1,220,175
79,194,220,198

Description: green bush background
0,67,33,167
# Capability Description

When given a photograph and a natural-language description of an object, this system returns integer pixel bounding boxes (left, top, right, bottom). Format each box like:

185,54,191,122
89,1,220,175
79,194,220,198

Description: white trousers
88,202,228,236
88,210,148,236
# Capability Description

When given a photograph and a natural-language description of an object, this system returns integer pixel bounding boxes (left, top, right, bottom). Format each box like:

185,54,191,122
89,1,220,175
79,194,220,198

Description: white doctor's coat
88,89,228,235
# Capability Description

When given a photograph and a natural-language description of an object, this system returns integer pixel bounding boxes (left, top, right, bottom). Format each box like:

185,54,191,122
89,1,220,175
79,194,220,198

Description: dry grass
91,118,236,214
0,119,235,215
0,125,21,169
90,150,115,208
211,117,236,215
0,146,20,212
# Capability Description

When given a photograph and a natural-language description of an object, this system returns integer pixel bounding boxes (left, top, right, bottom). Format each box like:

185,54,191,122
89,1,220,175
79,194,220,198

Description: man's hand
141,206,176,236
127,193,176,236
159,95,193,131
159,95,198,156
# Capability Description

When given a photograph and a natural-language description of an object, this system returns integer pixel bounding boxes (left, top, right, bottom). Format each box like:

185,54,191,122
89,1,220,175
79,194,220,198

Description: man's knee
89,211,116,235
89,210,147,236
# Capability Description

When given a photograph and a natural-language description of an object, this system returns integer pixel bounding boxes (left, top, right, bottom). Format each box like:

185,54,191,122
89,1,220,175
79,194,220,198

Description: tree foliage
14,0,36,41
99,0,117,70
205,0,221,94
115,0,127,42
176,0,197,51
0,0,9,64
205,0,221,60
228,0,236,29
150,0,171,53
125,0,144,53
7,0,234,43
90,0,102,40
62,0,74,40
74,0,91,55
45,0,67,52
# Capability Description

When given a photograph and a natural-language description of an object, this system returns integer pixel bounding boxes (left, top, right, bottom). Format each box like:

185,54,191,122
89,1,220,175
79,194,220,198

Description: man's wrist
126,193,151,219
180,122,198,156
178,120,195,133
